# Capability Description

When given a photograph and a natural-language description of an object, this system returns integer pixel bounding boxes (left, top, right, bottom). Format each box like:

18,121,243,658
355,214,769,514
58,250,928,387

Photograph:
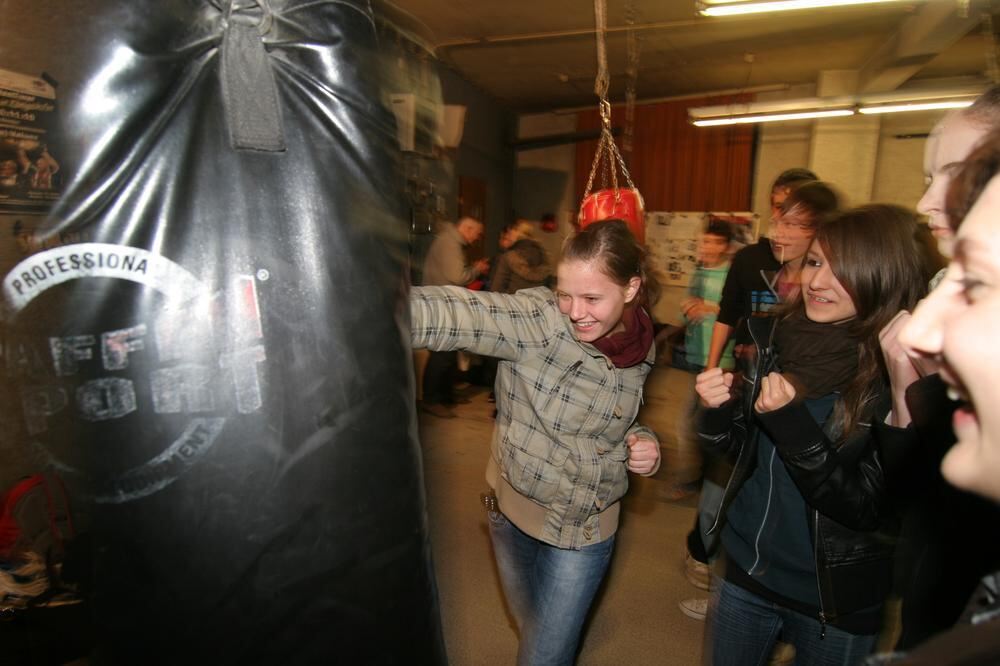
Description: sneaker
420,402,456,419
685,551,711,591
678,597,708,621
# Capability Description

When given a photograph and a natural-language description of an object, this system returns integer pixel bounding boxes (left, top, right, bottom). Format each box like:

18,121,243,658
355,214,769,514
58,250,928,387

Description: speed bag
578,187,646,243
0,1,445,664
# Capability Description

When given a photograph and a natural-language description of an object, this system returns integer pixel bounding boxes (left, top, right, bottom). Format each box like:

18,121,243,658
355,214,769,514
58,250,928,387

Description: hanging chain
584,0,637,200
583,114,616,199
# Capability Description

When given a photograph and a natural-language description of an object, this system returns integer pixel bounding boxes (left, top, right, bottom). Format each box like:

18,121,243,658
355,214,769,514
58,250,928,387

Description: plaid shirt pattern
411,286,657,549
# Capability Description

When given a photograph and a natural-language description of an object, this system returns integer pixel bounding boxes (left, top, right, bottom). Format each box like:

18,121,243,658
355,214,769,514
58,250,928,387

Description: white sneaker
685,551,711,590
678,597,708,621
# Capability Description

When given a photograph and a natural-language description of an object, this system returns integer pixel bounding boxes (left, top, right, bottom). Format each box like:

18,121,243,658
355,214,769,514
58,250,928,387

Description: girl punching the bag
411,219,660,665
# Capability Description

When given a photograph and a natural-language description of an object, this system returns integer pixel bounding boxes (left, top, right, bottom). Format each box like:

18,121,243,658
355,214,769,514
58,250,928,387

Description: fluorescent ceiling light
692,109,854,126
858,100,975,114
689,88,984,126
699,0,909,17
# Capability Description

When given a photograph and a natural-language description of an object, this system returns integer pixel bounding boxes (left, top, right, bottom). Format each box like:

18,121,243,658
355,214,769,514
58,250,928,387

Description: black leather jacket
698,317,910,629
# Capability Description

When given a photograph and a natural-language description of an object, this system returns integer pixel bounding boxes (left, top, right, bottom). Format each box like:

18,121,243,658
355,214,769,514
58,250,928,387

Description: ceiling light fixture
692,108,854,126
698,0,910,17
858,100,975,114
689,88,983,126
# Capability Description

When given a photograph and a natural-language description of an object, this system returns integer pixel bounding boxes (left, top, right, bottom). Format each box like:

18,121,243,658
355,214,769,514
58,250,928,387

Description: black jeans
422,350,457,405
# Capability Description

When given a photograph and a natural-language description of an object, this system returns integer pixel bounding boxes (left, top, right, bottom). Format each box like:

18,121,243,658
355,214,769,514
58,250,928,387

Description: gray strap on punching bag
220,0,286,152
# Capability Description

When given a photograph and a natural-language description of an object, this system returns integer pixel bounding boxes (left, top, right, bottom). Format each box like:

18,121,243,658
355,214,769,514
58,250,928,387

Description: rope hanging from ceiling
578,0,646,241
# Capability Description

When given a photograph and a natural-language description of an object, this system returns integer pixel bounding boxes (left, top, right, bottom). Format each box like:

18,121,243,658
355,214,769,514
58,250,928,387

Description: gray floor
418,365,707,665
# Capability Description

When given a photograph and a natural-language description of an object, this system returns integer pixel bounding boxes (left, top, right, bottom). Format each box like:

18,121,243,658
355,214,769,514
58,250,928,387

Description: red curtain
575,94,754,214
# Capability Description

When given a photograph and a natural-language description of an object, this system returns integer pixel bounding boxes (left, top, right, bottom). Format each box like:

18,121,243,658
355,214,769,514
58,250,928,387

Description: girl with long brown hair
695,205,932,665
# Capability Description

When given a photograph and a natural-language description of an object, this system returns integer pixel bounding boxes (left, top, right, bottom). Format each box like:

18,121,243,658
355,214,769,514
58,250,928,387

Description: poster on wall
0,215,90,278
0,67,63,213
646,211,759,287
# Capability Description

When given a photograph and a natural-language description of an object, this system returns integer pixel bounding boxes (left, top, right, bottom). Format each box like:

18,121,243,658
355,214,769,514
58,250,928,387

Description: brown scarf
773,309,859,399
592,306,654,368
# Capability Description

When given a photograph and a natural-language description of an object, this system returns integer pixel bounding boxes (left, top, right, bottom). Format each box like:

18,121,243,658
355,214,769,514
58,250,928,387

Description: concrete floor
418,364,707,665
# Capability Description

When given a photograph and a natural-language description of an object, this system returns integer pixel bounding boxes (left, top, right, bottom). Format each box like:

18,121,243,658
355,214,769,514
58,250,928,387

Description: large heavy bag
0,1,445,663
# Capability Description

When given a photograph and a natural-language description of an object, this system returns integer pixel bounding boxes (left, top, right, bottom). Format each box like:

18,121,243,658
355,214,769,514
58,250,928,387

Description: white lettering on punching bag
2,244,197,312
102,325,147,371
50,335,96,376
2,243,271,503
151,365,217,413
76,377,137,421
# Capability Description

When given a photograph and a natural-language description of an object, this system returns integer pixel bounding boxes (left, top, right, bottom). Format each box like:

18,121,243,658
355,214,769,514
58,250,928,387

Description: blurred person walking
420,216,489,418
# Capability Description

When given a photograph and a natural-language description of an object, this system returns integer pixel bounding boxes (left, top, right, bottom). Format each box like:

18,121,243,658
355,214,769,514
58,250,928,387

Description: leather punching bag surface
0,1,444,663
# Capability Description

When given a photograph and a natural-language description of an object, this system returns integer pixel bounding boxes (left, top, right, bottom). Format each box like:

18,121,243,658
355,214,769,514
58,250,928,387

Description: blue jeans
488,510,615,665
707,578,877,666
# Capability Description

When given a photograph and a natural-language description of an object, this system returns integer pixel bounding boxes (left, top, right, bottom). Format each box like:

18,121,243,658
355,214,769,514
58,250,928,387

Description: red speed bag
578,187,645,243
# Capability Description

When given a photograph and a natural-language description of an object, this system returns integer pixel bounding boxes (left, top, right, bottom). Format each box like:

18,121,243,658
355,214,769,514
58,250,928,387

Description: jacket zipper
706,403,753,535
748,446,778,574
709,320,772,535
707,441,743,535
814,509,827,639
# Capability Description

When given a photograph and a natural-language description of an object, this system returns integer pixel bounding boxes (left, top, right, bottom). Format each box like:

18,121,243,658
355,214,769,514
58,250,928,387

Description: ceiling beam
509,127,621,151
858,1,981,93
436,18,702,51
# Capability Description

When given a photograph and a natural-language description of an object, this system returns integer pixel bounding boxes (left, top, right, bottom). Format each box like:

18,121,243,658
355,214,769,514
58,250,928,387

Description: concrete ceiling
386,0,999,112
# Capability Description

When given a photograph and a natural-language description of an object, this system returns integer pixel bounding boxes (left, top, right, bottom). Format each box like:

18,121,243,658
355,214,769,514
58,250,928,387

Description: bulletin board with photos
645,211,759,287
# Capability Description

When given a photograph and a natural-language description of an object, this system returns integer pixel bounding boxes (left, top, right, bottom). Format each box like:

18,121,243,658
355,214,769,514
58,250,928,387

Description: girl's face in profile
901,175,1000,502
556,258,639,343
917,112,985,258
800,241,856,325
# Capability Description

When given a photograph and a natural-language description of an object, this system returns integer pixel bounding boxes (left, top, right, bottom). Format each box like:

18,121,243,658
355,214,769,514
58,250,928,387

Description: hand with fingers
626,433,660,475
696,367,734,409
754,372,796,414
879,310,922,427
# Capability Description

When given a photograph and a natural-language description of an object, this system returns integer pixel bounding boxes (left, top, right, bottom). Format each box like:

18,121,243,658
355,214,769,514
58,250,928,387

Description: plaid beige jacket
411,285,657,549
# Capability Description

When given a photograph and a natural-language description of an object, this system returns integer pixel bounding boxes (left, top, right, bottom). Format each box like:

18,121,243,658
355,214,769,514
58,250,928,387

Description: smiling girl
869,122,1000,666
410,219,660,664
901,131,1000,503
694,206,931,665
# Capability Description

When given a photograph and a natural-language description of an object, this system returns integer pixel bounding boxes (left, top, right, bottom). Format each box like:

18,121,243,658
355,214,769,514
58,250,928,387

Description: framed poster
0,68,63,213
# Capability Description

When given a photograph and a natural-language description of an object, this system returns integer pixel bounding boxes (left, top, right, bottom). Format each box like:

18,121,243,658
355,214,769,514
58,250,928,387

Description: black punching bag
0,1,445,663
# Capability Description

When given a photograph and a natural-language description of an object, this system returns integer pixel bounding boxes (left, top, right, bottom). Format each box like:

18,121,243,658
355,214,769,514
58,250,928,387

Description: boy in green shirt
681,219,735,371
